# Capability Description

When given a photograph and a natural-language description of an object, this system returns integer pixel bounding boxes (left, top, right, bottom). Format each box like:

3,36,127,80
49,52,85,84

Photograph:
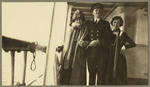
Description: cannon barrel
2,36,46,53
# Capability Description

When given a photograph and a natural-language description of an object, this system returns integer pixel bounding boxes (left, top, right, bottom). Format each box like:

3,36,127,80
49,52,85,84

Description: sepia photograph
1,0,149,86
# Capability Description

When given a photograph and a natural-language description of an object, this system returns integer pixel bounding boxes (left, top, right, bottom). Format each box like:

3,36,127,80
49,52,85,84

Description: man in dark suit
84,3,112,85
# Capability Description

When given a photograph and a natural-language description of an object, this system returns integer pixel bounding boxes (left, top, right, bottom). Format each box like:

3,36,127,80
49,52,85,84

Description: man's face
92,8,103,18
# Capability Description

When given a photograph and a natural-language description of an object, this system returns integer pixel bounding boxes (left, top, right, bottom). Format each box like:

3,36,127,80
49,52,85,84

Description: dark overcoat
106,30,136,85
59,24,88,85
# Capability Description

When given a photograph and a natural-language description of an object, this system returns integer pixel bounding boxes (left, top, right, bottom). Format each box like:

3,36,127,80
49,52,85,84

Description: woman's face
74,18,83,25
112,19,121,29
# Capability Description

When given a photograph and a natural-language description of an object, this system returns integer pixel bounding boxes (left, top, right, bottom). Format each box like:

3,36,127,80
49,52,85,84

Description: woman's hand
121,46,126,55
121,46,126,50
72,22,81,28
78,40,89,48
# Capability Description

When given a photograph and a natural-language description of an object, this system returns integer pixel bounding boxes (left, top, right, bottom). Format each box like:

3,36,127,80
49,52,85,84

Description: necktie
95,20,97,23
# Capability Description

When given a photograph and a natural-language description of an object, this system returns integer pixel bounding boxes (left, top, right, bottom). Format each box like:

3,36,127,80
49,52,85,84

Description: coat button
91,34,93,36
97,30,99,32
91,30,93,32
97,34,99,36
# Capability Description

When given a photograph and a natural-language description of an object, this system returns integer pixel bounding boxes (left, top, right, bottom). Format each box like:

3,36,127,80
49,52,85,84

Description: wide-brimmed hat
72,10,85,22
91,3,104,11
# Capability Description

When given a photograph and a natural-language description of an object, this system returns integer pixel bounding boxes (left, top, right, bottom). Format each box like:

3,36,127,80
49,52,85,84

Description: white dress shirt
94,18,100,23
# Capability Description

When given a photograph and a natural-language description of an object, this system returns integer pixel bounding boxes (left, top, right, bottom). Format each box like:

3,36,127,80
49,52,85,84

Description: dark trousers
87,55,108,85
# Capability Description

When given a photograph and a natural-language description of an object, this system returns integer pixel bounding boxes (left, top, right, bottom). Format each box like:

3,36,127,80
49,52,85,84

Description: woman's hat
72,10,85,22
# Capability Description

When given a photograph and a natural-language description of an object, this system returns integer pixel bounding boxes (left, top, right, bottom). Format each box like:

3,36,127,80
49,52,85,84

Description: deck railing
2,36,47,86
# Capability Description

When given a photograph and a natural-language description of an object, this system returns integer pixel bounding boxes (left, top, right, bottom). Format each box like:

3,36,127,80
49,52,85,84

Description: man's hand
88,40,100,47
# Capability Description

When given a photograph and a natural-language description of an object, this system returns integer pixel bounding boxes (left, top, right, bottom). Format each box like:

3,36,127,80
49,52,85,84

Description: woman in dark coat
106,16,136,85
57,10,89,85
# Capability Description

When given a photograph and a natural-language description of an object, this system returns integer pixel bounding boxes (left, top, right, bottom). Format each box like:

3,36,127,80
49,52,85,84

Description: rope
30,51,36,71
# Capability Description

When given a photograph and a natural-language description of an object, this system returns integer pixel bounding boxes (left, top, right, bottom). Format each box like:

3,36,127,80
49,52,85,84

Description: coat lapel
90,19,97,31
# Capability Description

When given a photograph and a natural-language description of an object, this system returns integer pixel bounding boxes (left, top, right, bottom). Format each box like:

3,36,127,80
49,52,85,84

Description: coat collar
113,28,124,37
91,18,103,23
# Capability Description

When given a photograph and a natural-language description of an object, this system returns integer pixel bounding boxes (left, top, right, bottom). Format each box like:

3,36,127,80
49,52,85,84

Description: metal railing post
10,51,15,86
22,51,28,85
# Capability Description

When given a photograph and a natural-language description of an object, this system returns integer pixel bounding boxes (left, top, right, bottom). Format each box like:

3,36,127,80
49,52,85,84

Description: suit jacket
84,19,112,58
